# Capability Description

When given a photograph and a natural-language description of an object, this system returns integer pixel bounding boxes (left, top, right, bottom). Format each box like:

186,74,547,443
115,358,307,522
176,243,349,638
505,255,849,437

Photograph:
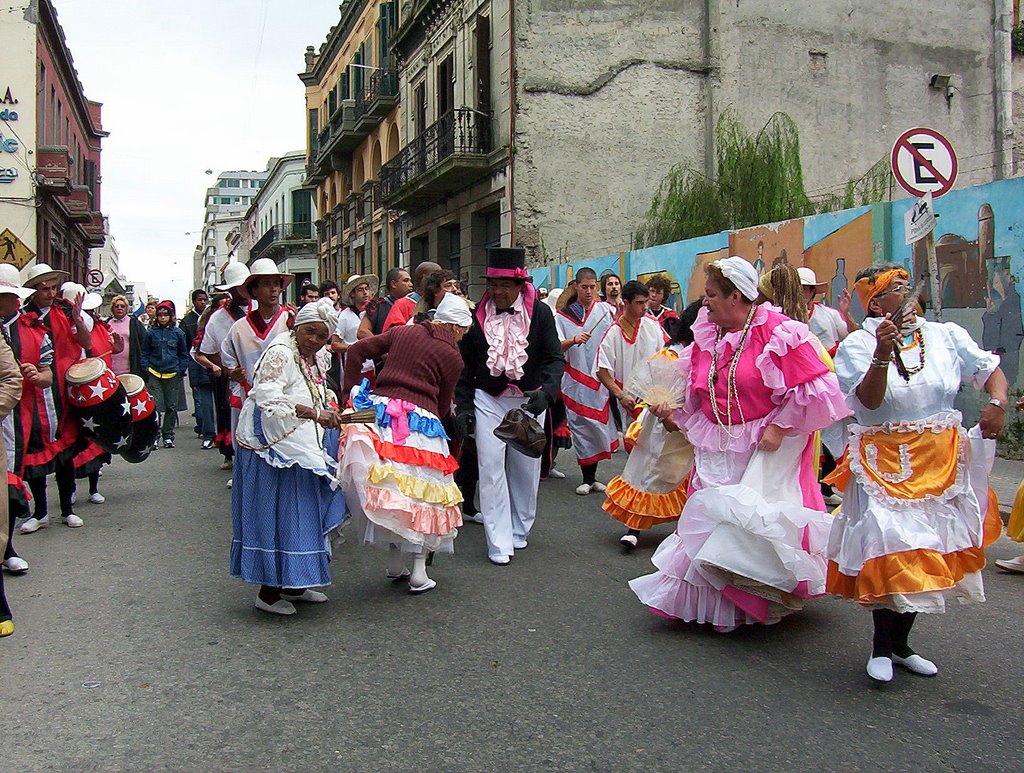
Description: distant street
4,413,1024,771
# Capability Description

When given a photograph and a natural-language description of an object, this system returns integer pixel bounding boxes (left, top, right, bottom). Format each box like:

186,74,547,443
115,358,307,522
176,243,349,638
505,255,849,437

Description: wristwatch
988,398,1007,411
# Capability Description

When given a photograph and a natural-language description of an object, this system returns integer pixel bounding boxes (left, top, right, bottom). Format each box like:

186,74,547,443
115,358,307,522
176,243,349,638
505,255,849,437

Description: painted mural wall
528,177,1024,387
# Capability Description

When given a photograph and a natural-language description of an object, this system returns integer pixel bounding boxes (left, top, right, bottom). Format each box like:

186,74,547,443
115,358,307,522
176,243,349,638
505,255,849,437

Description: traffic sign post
86,269,104,288
890,127,958,198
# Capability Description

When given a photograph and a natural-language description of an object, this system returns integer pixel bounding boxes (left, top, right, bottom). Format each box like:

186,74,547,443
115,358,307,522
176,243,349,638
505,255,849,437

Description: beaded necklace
893,328,926,377
707,304,757,446
290,334,329,443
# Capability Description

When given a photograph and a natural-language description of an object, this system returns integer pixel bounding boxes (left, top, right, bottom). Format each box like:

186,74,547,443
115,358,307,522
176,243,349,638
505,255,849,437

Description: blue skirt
230,446,347,589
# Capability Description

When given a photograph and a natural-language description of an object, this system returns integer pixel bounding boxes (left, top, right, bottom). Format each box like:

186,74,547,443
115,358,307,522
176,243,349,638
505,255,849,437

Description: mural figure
983,257,1023,384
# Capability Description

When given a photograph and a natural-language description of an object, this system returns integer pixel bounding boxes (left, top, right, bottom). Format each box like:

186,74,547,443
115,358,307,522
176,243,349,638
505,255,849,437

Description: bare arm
855,317,898,410
356,315,374,341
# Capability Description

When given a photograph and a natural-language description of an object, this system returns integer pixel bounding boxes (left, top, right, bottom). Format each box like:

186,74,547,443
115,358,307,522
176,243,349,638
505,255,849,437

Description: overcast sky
55,0,340,310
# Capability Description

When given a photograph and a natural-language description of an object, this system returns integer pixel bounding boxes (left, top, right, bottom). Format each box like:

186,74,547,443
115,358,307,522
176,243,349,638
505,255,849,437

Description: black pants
211,373,234,460
5,501,17,561
454,436,479,515
820,446,837,495
0,569,10,622
28,456,76,518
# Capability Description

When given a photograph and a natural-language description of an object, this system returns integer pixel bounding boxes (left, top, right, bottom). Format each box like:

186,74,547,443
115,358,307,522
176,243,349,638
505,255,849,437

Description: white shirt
597,315,667,388
809,303,847,352
335,306,373,373
199,306,238,357
221,308,293,401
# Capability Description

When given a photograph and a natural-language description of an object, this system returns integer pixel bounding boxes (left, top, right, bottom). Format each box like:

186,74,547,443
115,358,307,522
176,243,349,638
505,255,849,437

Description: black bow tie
495,307,517,315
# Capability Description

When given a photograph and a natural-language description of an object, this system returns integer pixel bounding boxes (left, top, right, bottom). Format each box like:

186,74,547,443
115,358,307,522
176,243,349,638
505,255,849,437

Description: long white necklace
707,304,756,447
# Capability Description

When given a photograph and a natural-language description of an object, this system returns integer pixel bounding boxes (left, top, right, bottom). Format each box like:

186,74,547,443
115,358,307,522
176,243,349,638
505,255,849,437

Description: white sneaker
866,656,894,682
62,514,84,528
620,533,638,548
513,539,528,550
89,492,105,505
995,555,1024,574
2,556,28,573
226,478,233,489
575,483,592,496
547,468,566,479
19,516,48,534
591,481,607,493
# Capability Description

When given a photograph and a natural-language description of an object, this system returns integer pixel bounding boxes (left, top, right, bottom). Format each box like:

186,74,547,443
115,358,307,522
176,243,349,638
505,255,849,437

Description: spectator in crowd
298,282,320,307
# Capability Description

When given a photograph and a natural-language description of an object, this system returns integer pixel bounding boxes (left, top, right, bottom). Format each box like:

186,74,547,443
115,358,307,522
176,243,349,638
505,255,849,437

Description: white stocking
410,551,429,588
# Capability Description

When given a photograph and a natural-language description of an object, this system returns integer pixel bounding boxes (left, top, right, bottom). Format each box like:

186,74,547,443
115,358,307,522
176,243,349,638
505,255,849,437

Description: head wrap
711,256,759,301
855,268,909,309
294,297,339,330
434,293,472,327
757,271,775,301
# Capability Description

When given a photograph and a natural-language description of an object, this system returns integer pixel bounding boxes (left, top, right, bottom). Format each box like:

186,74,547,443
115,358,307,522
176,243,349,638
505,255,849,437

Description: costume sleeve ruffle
757,320,850,433
944,322,1000,389
249,346,301,422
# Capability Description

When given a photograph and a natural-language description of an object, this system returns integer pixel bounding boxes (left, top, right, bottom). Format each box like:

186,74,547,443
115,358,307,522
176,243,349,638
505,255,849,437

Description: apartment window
38,62,46,143
223,179,241,188
49,87,55,144
475,17,491,113
414,81,427,137
308,108,319,155
328,88,337,116
437,54,454,118
64,117,69,146
56,99,62,146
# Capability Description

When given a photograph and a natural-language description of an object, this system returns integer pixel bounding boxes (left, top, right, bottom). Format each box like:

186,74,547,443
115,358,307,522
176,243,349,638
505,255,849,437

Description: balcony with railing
36,146,73,193
354,68,399,132
313,100,359,177
249,222,315,263
379,108,492,211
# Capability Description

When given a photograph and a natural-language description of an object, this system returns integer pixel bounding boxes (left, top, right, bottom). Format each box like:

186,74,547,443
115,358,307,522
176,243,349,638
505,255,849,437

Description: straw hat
0,263,35,300
797,267,828,288
60,281,88,304
215,261,251,292
82,292,103,311
342,273,379,302
242,258,293,296
23,262,70,289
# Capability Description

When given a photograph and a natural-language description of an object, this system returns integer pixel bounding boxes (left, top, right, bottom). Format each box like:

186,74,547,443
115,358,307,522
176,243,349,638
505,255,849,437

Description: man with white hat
798,266,857,356
194,261,250,473
220,258,294,447
17,263,93,530
330,273,378,382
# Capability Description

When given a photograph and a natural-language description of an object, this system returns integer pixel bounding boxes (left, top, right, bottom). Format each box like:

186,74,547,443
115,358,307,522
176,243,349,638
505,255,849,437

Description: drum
118,373,158,463
66,358,132,454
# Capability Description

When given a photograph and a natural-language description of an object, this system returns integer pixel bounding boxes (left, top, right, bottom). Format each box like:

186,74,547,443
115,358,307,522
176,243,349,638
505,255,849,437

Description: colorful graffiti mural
538,177,1024,385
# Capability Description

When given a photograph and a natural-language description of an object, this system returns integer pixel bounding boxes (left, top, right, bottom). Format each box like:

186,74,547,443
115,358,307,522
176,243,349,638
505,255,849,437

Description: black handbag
493,408,546,458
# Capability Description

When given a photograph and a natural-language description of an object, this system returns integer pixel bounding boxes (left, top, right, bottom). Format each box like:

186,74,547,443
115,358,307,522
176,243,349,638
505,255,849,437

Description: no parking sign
890,127,958,198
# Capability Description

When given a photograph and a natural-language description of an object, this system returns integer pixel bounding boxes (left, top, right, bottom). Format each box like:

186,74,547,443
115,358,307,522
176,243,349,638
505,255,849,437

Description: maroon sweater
344,322,464,418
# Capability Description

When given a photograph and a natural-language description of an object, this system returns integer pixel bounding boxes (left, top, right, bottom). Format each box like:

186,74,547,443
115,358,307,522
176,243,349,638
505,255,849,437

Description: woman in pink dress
630,257,850,631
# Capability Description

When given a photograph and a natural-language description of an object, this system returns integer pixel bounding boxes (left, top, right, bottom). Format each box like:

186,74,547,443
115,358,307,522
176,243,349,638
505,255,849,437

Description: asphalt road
4,423,1024,771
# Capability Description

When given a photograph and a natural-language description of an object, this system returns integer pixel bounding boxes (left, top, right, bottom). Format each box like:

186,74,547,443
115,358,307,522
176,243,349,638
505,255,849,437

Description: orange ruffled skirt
603,410,692,531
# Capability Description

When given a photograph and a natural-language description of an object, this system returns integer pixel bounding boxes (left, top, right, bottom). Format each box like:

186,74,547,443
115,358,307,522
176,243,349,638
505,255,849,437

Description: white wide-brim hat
342,273,379,302
242,258,293,296
60,281,87,305
0,263,35,300
82,292,103,312
215,261,251,292
23,262,70,289
797,266,827,288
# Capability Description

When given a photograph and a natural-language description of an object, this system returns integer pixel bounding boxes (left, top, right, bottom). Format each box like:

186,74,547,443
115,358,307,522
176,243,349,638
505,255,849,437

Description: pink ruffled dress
629,305,851,628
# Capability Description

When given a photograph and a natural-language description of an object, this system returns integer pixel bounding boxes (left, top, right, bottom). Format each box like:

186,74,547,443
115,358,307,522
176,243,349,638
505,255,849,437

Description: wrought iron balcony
379,108,492,211
249,222,315,262
354,69,399,131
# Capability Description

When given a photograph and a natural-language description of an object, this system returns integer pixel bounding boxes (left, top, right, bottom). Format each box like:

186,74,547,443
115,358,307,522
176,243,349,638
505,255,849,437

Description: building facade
192,170,267,291
300,0,402,286
244,151,317,302
0,0,106,284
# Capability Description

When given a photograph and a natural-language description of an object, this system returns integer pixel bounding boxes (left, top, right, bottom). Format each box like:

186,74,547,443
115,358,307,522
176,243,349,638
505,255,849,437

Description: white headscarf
434,293,472,327
294,297,339,330
712,256,759,301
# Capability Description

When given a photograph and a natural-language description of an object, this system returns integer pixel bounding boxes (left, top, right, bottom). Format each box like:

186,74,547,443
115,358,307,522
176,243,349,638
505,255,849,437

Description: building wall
0,5,39,264
515,0,1008,266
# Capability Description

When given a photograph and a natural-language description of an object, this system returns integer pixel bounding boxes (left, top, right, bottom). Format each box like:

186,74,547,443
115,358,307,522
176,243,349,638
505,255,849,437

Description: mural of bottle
831,257,848,305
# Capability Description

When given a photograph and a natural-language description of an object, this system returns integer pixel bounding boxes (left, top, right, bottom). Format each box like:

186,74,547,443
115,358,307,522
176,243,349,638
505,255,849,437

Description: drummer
19,264,92,532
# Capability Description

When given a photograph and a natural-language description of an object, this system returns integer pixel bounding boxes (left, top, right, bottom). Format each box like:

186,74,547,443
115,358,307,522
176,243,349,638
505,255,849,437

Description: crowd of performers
7,247,1023,688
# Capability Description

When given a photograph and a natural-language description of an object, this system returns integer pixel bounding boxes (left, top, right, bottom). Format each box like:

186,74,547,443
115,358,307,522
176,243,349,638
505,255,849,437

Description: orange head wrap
855,268,909,309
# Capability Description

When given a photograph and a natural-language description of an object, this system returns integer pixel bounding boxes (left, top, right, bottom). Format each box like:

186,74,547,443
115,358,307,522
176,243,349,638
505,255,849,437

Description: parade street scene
3,1,1024,770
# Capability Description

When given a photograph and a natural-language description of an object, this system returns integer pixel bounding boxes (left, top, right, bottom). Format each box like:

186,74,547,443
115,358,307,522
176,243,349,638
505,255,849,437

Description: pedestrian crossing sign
0,228,34,269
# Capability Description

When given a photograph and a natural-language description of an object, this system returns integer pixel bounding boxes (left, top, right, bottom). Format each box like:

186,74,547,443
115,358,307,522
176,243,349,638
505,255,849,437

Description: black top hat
485,247,528,280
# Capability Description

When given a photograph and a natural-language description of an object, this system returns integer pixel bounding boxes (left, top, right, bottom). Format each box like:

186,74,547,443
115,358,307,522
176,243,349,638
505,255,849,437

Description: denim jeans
148,374,180,441
193,385,215,440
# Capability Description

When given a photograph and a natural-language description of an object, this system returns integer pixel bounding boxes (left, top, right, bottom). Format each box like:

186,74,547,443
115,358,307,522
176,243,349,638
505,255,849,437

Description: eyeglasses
877,283,913,298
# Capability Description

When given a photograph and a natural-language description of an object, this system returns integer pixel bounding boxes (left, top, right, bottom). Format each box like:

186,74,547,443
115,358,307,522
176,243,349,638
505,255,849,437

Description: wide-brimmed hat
60,281,87,305
23,262,70,289
82,292,103,311
342,273,379,301
215,261,250,292
485,247,529,281
0,263,34,300
797,266,827,288
242,258,293,295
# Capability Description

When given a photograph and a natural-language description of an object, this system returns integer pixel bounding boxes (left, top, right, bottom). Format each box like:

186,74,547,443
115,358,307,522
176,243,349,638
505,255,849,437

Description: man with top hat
454,247,564,565
330,273,378,383
17,263,92,531
554,267,616,493
194,261,250,473
220,258,294,443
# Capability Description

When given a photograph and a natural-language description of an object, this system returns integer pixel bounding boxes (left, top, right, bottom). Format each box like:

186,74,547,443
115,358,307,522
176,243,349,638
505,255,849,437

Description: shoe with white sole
3,556,28,574
866,656,893,682
280,589,328,603
19,516,48,534
409,578,437,594
220,459,233,470
70,491,77,505
226,478,233,489
89,493,105,505
547,468,566,479
620,532,638,548
462,511,484,524
893,653,938,676
513,539,528,550
62,514,84,528
591,481,607,493
255,597,296,616
995,555,1024,574
575,483,592,496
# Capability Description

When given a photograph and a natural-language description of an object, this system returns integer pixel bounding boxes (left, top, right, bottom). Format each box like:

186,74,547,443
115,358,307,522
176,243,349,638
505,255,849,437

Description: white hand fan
623,351,686,408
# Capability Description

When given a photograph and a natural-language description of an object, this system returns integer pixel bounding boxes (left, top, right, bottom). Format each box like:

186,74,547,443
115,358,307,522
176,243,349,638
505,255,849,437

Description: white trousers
474,390,545,561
